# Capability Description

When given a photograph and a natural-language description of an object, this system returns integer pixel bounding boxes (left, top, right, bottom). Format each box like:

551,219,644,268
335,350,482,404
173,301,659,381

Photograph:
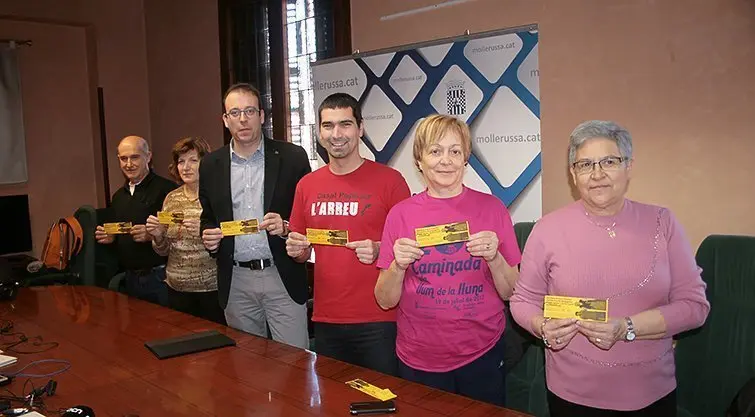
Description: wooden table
0,286,531,416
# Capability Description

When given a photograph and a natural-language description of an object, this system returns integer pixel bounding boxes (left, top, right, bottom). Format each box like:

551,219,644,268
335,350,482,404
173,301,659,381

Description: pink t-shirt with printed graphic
377,187,522,372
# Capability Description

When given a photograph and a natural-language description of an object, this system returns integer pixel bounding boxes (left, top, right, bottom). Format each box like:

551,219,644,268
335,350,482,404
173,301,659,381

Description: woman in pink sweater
510,120,710,416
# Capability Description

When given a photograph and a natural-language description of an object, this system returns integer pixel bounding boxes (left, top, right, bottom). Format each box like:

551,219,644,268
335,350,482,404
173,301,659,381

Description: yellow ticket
306,228,348,246
544,295,608,322
221,219,259,236
157,211,184,225
415,221,470,247
345,379,397,401
103,222,132,235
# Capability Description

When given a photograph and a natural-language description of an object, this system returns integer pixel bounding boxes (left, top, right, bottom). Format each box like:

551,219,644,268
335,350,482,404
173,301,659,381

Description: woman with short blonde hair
375,114,521,406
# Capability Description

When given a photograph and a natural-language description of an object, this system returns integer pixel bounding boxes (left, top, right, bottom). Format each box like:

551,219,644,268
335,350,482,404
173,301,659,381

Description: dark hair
168,137,211,182
318,93,363,126
222,83,263,111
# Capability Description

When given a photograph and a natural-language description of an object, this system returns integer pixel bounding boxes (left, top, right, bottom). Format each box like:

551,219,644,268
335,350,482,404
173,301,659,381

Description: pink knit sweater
510,199,710,410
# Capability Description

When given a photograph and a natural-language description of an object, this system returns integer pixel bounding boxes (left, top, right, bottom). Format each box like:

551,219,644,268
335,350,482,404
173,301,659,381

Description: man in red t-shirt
286,92,410,375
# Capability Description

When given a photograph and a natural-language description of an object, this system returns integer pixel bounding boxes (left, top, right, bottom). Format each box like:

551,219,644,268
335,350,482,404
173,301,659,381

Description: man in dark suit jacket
199,83,311,348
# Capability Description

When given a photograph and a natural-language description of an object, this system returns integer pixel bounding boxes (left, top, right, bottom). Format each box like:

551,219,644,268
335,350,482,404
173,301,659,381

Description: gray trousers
225,265,309,349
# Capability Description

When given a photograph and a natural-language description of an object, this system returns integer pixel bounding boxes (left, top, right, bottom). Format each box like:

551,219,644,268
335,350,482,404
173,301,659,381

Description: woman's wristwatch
624,316,636,341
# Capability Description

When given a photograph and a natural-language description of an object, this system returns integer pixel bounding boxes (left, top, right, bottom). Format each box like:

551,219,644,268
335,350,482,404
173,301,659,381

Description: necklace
584,212,617,238
182,184,199,201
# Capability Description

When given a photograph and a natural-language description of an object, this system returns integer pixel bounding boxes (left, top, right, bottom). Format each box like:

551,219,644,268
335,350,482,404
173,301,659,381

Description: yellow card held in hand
307,228,348,246
415,221,470,247
345,379,397,401
221,219,259,236
157,211,184,225
544,295,608,322
103,222,132,234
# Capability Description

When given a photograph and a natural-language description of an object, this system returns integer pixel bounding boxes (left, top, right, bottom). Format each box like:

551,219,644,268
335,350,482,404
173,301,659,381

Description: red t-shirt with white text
289,160,411,323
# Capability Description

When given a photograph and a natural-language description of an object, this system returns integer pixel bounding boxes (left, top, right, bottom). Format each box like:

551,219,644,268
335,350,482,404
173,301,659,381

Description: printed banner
312,27,541,222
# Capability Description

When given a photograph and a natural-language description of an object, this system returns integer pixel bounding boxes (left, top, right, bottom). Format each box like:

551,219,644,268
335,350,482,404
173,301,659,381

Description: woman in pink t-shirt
510,120,710,416
375,114,522,406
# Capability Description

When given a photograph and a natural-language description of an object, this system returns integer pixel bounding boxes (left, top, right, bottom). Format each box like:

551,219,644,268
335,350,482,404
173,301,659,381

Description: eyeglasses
572,156,626,174
225,107,260,119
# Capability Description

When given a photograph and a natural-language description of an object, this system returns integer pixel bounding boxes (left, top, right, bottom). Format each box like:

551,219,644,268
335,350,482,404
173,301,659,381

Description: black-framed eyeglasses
225,107,260,119
572,156,627,174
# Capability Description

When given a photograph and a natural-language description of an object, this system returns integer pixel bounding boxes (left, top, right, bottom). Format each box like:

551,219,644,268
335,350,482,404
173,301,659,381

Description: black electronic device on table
144,330,236,359
349,400,397,415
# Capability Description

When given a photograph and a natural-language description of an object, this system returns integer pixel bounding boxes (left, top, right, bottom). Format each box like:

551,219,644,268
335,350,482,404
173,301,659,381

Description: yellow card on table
544,295,608,322
415,221,470,247
103,222,132,235
306,228,348,246
345,379,397,401
221,219,259,236
157,211,184,225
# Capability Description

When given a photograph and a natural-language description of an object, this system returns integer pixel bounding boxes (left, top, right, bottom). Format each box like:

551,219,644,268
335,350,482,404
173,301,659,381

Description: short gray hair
567,120,633,165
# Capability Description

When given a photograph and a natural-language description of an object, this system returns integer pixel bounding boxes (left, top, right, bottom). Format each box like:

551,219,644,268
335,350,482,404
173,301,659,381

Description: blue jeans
314,321,398,376
124,266,168,306
398,334,507,406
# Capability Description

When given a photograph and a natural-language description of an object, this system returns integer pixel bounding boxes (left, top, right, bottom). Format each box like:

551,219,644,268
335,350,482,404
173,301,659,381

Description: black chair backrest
68,205,97,285
676,234,755,417
728,377,755,417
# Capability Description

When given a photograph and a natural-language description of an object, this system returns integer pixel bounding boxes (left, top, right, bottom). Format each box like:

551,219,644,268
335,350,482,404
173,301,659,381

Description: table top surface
0,285,531,417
